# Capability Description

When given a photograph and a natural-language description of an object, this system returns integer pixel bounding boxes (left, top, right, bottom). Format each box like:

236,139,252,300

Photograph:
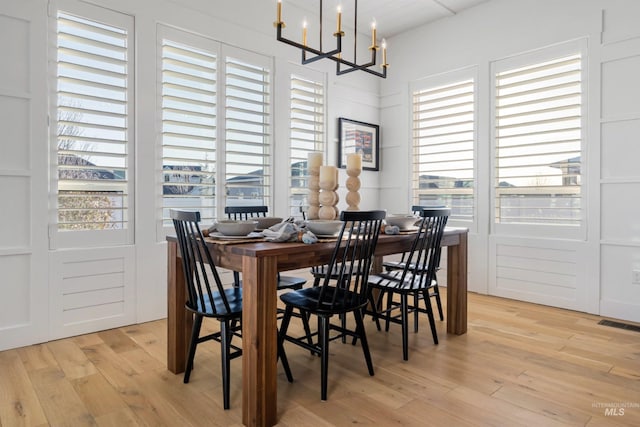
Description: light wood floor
2,274,639,426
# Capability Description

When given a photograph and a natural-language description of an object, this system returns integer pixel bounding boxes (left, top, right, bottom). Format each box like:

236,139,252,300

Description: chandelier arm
277,24,342,63
336,61,387,79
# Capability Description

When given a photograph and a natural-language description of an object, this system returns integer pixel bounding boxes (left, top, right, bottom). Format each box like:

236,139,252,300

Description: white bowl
305,220,343,236
386,215,420,230
215,220,257,236
255,216,283,230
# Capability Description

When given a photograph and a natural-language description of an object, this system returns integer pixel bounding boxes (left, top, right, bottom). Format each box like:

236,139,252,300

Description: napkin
262,221,300,242
262,221,319,244
384,225,400,235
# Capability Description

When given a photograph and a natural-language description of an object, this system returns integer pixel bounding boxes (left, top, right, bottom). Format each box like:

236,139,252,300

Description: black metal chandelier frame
275,0,388,78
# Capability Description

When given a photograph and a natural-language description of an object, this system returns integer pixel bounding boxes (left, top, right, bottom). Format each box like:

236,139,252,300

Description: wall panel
0,97,30,170
0,255,30,328
601,119,640,179
600,244,640,323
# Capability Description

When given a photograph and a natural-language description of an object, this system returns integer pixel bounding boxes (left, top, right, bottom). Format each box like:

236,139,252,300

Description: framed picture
338,118,379,171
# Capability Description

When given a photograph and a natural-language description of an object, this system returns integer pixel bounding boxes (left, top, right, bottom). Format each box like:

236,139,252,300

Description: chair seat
280,285,365,314
369,271,436,293
276,275,307,290
186,287,243,318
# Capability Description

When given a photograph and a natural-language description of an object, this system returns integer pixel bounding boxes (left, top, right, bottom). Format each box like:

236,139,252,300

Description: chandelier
275,0,388,78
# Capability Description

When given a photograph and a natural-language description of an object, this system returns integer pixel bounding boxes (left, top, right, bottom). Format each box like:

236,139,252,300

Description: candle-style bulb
382,38,388,67
302,19,307,46
370,20,377,49
277,0,282,23
336,5,342,34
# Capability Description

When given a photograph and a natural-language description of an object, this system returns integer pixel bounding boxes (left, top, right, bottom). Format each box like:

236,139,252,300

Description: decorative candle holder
319,165,339,220
345,153,362,211
307,152,322,220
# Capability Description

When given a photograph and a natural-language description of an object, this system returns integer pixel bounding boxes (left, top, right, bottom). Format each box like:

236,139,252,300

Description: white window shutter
495,53,582,226
161,38,217,224
289,74,324,218
412,78,475,222
55,9,133,245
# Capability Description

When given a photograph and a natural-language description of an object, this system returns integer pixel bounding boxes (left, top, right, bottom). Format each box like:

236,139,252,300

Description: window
412,75,475,222
55,6,134,245
289,73,324,218
159,29,272,230
161,36,218,225
493,43,584,227
224,54,271,208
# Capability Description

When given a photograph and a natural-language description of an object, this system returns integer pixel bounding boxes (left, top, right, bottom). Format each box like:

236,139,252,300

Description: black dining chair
224,205,307,292
366,207,449,361
278,210,386,400
224,205,269,220
170,209,292,409
383,205,445,325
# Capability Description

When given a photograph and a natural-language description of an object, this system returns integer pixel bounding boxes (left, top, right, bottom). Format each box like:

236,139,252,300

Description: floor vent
598,319,640,333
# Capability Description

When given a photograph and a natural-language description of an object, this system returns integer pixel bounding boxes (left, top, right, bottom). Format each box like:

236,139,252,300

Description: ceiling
286,0,491,38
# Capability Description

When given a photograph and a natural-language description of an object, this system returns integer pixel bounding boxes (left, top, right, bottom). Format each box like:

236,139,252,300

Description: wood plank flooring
1,272,639,426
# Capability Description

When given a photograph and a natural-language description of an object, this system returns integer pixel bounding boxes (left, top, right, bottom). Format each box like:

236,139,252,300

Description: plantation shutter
494,52,582,225
412,78,475,222
289,74,324,218
224,55,271,207
161,37,217,225
55,10,133,243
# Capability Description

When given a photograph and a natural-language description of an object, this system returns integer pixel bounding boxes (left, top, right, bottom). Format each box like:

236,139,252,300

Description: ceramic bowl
215,220,257,236
255,216,283,230
385,214,420,230
305,219,343,236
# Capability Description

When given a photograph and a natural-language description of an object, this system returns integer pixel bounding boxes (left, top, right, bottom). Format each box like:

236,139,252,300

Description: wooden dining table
166,226,468,427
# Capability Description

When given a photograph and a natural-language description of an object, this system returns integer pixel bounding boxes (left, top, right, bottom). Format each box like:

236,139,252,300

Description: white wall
380,0,640,322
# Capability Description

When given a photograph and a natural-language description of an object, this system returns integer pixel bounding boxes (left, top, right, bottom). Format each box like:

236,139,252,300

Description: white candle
302,20,307,45
371,21,376,47
319,165,337,190
347,153,362,171
308,152,323,174
382,38,387,65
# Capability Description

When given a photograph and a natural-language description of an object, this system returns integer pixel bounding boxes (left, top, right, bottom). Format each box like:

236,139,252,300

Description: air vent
598,319,640,333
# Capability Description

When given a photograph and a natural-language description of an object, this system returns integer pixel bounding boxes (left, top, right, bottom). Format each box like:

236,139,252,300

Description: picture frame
338,117,379,171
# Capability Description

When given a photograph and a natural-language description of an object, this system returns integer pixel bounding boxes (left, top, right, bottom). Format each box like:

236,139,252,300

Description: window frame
490,39,588,240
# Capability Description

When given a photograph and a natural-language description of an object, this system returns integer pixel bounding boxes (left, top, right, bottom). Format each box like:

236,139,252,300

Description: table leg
242,255,279,427
167,240,193,374
446,232,468,334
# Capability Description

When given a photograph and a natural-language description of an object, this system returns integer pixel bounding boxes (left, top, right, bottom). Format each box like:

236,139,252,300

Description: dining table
166,226,468,427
